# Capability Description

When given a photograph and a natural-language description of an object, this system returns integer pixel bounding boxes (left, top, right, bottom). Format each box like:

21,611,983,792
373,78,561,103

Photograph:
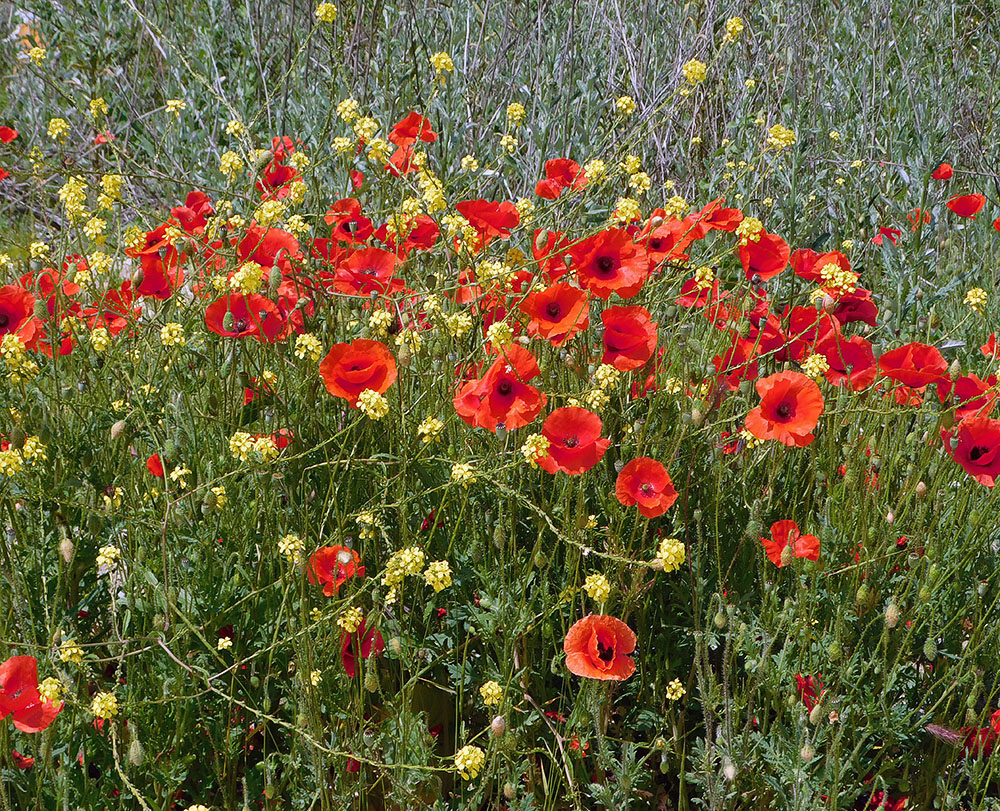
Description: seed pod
503,783,516,800
110,420,127,440
131,267,145,289
364,669,379,692
492,523,507,549
923,637,937,661
809,704,824,725
885,602,900,628
128,735,145,767
918,585,932,603
491,715,506,737
855,584,872,608
949,359,961,381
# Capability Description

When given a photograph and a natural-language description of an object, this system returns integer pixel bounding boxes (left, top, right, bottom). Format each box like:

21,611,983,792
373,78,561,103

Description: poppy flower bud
534,551,548,568
885,601,900,628
562,254,573,268
713,611,727,629
268,266,282,295
827,641,842,661
916,481,927,499
128,730,145,767
855,584,872,608
493,524,507,549
821,294,836,313
723,761,737,781
389,636,402,655
201,490,218,515
59,537,74,562
223,312,236,332
8,427,25,451
649,216,664,229
923,637,937,660
800,744,815,761
503,782,516,800
33,299,48,319
809,704,824,725
533,231,548,251
918,585,932,603
491,715,506,737
131,267,144,288
110,420,127,441
364,669,379,692
178,236,197,258
948,359,961,381
649,557,665,571
397,343,412,367
886,511,894,524
780,544,795,567
30,259,43,273
255,150,275,173
690,408,704,427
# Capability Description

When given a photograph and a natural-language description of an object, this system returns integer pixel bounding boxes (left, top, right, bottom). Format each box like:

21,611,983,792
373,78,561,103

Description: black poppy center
776,402,793,419
545,302,562,318
595,255,616,275
596,639,615,662
563,436,579,448
970,446,990,463
0,314,8,329
649,238,663,251
497,379,513,396
235,319,249,333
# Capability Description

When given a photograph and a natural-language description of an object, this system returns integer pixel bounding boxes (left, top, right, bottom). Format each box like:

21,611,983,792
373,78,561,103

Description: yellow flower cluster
454,744,486,780
423,560,452,592
480,680,503,706
451,461,476,487
735,216,764,245
97,545,120,569
506,102,526,127
818,262,858,295
47,118,69,142
91,691,119,719
338,606,364,634
801,353,830,380
60,640,84,665
58,176,88,222
278,533,305,564
682,59,707,85
766,124,797,151
584,573,611,603
315,2,337,22
357,389,390,420
294,333,323,362
656,537,685,572
417,416,445,443
965,287,988,313
160,323,186,347
231,261,265,294
521,433,550,467
38,677,63,704
614,95,636,116
666,678,686,701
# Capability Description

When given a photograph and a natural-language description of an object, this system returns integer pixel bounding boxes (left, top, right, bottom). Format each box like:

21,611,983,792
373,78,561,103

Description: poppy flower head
571,228,649,300
946,193,985,219
537,407,610,475
944,415,1000,487
601,305,658,371
389,111,438,146
745,371,824,447
738,230,789,281
341,619,384,678
334,246,403,296
563,615,637,680
0,127,17,144
324,198,374,243
520,282,589,345
455,199,519,250
878,342,947,388
931,162,953,180
761,520,820,567
204,294,288,342
452,345,545,433
615,457,678,518
0,655,63,733
319,339,398,407
308,545,365,596
0,285,35,337
535,158,588,200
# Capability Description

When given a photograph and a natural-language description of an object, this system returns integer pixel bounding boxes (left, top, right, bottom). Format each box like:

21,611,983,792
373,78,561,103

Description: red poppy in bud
563,615,636,680
982,334,999,360
333,246,403,296
308,545,365,596
0,656,62,733
455,199,519,249
570,228,648,299
319,339,398,407
0,127,17,143
931,162,953,180
341,619,384,678
388,111,438,146
0,285,35,338
204,294,288,342
324,198,374,243
739,230,789,281
520,282,589,345
761,520,820,567
601,305,658,371
878,342,947,388
146,454,165,477
453,345,546,432
745,371,824,447
833,287,878,327
536,407,610,475
871,226,901,246
946,193,985,219
943,415,1000,487
535,159,587,199
817,334,877,391
615,457,678,518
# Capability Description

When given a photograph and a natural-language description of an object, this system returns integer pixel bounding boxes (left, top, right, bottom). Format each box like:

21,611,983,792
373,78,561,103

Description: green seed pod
855,584,871,608
923,637,937,661
967,695,978,710
493,523,507,549
918,585,932,603
364,669,379,692
33,299,48,319
827,641,842,661
8,427,25,451
713,612,727,629
534,551,548,568
223,312,236,332
746,519,763,539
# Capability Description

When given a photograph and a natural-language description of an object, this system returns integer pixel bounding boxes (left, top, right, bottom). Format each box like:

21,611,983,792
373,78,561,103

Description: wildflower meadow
2,0,1000,808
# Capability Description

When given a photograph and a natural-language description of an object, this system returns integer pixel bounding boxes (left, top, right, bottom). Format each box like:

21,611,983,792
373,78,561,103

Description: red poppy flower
308,545,365,596
84,281,140,336
0,167,8,182
535,159,588,200
994,217,1000,232
204,294,288,342
615,457,678,518
795,674,823,712
453,345,546,432
520,282,589,345
341,619,384,678
761,520,820,567
871,227,901,246
563,615,636,680
739,230,789,281
833,287,878,327
171,190,215,234
943,373,998,421
642,218,697,266
570,228,648,300
532,229,572,282
946,193,985,218
237,225,300,271
0,127,17,143
0,285,35,337
908,208,931,231
536,407,610,475
931,162,953,180
11,750,34,769
388,111,438,146
324,198,374,243
146,454,165,477
0,656,62,733
878,342,947,388
319,339,398,407
943,415,1000,487
455,199,519,249
745,371,824,447
817,334,876,391
982,334,999,360
790,249,850,283
601,305,658,371
333,247,403,296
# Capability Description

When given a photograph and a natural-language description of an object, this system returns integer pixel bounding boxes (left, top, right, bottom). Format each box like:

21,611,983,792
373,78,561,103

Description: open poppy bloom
453,345,546,432
739,230,789,281
563,615,636,680
0,126,17,143
871,226,901,246
745,371,824,447
601,305,658,371
946,193,985,218
795,673,823,712
536,407,610,475
388,111,438,146
323,197,374,243
204,294,288,342
0,656,62,733
570,228,649,300
535,158,588,199
983,334,1000,360
319,339,398,407
833,287,878,327
520,282,589,345
341,619,384,678
333,247,403,296
615,457,678,518
761,520,820,567
943,415,1000,487
308,545,365,596
817,334,877,391
455,199,519,250
0,285,35,338
931,162,953,180
878,342,947,388
146,453,165,477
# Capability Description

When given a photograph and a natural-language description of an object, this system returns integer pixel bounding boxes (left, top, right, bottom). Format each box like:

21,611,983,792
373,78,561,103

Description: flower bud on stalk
491,715,506,737
255,150,274,174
